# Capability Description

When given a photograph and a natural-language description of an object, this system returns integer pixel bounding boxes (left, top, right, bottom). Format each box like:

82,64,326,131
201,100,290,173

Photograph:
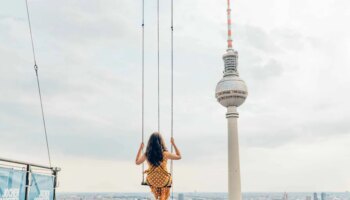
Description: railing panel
28,173,54,200
0,167,27,200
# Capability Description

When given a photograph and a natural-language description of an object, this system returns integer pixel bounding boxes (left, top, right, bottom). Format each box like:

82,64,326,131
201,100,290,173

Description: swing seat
141,182,172,188
141,179,172,188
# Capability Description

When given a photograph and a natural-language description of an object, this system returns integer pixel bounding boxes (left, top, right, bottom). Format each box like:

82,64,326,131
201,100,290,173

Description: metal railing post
24,165,31,200
53,169,58,200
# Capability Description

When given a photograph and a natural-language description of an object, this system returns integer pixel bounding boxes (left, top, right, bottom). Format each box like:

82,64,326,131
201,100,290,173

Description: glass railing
0,157,60,200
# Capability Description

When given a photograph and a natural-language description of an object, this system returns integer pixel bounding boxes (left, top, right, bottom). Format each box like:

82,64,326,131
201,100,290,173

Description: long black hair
145,132,167,166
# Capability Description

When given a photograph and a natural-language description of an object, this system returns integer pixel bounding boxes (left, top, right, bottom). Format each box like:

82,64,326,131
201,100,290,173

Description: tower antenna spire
227,0,233,49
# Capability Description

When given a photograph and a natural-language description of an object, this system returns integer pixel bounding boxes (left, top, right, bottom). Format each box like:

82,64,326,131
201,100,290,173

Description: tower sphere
215,75,248,108
216,49,248,108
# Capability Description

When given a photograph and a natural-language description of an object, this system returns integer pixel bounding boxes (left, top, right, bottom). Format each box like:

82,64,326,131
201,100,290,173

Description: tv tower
215,0,248,200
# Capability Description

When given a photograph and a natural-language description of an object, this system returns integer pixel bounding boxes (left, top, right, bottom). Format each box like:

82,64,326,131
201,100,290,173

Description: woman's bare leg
159,188,170,200
150,187,160,200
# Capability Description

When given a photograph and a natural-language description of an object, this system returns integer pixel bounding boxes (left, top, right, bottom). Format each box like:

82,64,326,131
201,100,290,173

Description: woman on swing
135,132,182,200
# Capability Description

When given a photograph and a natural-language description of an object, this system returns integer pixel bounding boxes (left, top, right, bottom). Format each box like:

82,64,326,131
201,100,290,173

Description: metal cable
25,0,52,168
141,0,145,184
25,0,37,66
35,70,52,168
157,0,160,132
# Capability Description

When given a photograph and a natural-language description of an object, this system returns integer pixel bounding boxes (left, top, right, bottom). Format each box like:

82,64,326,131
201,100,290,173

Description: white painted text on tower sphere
215,75,248,107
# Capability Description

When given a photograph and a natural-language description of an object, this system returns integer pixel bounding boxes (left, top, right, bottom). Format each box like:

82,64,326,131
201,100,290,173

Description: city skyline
56,192,350,200
1,0,350,193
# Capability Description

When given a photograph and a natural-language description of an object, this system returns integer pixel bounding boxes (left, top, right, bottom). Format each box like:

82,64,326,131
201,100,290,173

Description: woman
135,132,182,200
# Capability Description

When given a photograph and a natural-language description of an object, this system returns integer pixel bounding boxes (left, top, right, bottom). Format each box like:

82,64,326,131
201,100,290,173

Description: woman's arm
135,143,146,165
166,137,182,160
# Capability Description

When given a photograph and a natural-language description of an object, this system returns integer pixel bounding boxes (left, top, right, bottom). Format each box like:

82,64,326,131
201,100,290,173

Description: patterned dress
146,152,172,200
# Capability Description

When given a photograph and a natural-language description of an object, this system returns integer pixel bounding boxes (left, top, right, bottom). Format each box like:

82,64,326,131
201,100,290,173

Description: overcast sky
1,0,350,193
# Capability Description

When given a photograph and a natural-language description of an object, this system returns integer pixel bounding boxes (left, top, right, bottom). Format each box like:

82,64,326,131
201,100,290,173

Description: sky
1,0,350,193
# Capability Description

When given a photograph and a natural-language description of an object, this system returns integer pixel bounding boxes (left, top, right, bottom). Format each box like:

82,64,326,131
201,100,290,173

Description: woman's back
147,151,168,170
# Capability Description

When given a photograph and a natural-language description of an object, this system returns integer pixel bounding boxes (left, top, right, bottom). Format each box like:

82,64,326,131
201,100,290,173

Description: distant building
306,196,312,200
314,193,318,200
321,193,327,200
178,193,185,200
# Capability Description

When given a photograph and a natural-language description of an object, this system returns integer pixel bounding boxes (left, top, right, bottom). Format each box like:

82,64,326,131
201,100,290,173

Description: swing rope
157,0,160,132
141,0,145,184
170,0,174,198
25,0,52,168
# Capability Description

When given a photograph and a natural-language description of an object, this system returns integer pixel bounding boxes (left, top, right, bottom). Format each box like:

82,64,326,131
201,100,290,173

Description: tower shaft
226,106,242,200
